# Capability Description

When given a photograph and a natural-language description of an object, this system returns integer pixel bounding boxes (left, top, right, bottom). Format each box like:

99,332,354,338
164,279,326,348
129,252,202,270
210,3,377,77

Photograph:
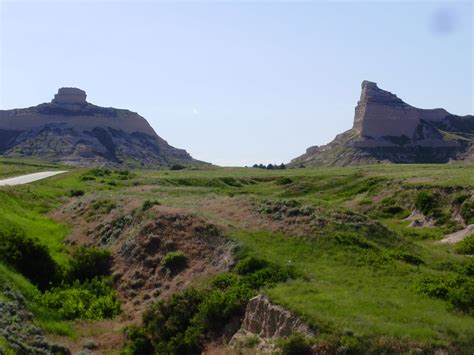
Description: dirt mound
112,206,234,317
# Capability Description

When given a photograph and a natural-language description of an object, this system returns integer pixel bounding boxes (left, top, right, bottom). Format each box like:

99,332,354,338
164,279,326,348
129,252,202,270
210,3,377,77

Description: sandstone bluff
291,81,474,166
0,88,204,167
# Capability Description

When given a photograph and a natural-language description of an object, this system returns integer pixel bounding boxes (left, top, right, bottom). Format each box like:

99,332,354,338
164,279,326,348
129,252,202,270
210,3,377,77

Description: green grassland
0,160,473,353
0,158,63,178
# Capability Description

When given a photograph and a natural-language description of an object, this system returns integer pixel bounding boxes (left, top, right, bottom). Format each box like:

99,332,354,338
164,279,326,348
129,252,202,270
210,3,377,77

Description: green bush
460,200,474,225
170,164,185,171
40,277,121,320
67,247,112,282
210,273,240,290
415,191,438,215
143,288,204,348
278,333,313,355
115,170,134,180
195,283,253,333
90,168,111,177
455,235,474,255
244,263,296,289
234,256,270,275
385,250,424,265
123,326,153,355
161,251,188,272
91,199,116,214
0,230,59,290
461,259,474,276
416,275,473,314
416,275,456,299
126,255,298,353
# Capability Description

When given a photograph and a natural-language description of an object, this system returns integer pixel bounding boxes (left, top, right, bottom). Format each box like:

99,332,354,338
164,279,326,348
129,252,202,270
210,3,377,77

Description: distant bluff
0,88,205,167
291,81,474,166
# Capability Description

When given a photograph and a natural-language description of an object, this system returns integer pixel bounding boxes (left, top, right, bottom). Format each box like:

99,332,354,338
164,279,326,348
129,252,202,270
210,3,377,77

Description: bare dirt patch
440,224,474,244
113,206,234,317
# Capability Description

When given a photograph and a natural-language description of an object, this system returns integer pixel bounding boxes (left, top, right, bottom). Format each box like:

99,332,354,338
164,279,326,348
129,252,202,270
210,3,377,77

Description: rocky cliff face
230,295,314,353
291,81,474,166
0,88,204,167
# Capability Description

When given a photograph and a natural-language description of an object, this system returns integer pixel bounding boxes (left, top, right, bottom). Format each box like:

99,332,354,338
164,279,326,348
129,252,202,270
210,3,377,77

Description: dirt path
0,171,67,186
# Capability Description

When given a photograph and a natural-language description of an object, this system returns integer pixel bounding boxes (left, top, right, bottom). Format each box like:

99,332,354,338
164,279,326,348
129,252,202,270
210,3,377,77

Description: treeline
252,163,286,170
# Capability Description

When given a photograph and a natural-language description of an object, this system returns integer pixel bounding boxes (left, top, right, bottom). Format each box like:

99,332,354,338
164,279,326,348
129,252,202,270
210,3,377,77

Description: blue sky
1,0,472,166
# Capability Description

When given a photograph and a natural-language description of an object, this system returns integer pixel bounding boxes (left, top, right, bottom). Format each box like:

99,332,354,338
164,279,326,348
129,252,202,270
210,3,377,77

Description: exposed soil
48,319,130,355
188,195,322,237
112,205,234,317
403,210,436,228
440,224,474,244
49,196,234,353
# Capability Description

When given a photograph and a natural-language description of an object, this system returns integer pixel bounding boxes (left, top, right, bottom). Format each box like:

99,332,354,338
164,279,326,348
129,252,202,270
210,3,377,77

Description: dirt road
0,171,67,186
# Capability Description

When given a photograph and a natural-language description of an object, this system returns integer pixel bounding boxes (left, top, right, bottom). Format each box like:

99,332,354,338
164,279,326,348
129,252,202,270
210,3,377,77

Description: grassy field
0,158,63,178
0,159,473,353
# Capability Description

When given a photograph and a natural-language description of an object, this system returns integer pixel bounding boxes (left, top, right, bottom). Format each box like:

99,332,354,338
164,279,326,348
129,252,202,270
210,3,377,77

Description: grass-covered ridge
0,161,473,353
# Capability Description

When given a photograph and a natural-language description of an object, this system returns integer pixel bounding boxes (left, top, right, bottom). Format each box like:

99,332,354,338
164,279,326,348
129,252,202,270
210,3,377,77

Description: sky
0,0,472,166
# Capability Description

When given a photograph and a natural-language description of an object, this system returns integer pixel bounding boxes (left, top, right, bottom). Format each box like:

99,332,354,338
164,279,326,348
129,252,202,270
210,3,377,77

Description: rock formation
232,295,313,339
0,88,205,167
291,81,474,166
230,295,314,352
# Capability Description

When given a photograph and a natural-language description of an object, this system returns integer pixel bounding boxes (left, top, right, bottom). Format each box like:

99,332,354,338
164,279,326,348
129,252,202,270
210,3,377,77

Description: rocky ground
0,287,69,354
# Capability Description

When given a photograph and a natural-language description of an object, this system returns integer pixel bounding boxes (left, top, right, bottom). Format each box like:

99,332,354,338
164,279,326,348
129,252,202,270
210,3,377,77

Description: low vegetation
124,257,295,354
0,160,473,353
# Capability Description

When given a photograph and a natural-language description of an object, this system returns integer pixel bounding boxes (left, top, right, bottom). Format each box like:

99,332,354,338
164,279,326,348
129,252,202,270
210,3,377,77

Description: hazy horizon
1,0,472,166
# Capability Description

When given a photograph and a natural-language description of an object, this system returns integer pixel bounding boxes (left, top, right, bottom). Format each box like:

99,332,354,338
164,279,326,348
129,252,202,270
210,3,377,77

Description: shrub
67,247,112,282
0,230,58,290
141,200,161,212
278,333,313,355
68,189,85,197
210,273,240,290
115,170,134,180
234,256,270,275
244,264,296,289
460,200,474,225
455,235,474,255
461,259,474,277
416,275,456,299
170,164,185,170
90,168,111,177
90,199,116,214
128,255,298,353
143,288,204,345
449,281,474,314
415,191,439,216
40,277,121,320
195,283,253,333
416,275,473,314
161,251,188,272
123,326,154,355
385,250,424,265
